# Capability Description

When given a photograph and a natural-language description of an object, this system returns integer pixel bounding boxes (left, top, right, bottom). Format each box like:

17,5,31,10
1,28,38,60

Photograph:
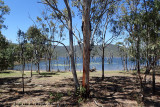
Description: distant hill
11,43,120,57
54,44,120,57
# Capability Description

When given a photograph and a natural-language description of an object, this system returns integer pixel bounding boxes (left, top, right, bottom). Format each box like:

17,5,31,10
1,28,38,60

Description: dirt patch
0,71,160,107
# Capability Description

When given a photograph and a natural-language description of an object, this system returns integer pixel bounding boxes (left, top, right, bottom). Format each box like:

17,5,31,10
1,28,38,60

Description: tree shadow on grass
33,72,60,78
40,72,59,76
52,76,137,106
0,77,79,106
0,95,23,107
144,98,160,107
89,76,160,106
89,76,135,106
1,74,160,106
143,83,160,107
40,90,79,106
0,90,47,106
0,71,14,74
0,77,21,85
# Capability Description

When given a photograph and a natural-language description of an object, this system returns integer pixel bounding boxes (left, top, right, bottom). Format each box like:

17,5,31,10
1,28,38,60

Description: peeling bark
82,0,92,98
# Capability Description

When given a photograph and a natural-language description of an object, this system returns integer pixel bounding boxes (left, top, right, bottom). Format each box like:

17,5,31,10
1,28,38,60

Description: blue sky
2,0,45,43
1,0,123,45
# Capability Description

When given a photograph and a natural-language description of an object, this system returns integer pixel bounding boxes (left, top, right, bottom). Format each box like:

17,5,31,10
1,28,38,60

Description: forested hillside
54,44,120,57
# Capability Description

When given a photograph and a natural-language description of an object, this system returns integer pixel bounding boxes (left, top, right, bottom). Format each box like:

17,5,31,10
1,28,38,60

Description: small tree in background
26,26,46,74
17,29,27,94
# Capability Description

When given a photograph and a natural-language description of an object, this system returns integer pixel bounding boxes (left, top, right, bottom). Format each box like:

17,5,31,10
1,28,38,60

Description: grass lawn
0,70,127,78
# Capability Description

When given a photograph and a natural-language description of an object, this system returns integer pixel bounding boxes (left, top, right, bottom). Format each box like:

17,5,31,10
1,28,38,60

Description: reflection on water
13,57,135,71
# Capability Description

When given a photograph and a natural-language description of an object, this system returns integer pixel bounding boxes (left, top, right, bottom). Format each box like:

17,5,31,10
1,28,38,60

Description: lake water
13,57,135,71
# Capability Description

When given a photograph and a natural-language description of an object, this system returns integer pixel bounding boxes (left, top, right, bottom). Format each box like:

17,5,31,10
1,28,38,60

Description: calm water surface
13,57,135,71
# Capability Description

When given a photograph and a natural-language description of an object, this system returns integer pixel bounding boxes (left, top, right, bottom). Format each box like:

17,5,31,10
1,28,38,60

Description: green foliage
59,25,64,38
67,90,71,96
0,0,10,29
26,26,46,65
36,16,42,22
0,32,8,49
48,92,63,102
79,86,86,95
24,43,34,62
117,0,160,67
0,33,16,71
76,86,86,103
27,26,46,45
77,97,83,103
17,29,28,67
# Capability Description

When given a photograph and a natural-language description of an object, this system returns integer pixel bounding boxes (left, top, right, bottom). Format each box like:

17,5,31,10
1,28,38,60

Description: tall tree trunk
49,57,51,72
152,53,157,94
125,54,128,72
75,45,77,69
136,37,140,74
69,56,70,71
64,0,79,92
36,49,40,74
21,48,25,94
22,60,25,94
45,56,48,71
123,57,126,71
20,46,25,94
136,36,144,100
102,46,104,80
146,38,149,68
31,57,33,77
38,61,40,74
152,66,155,95
82,0,92,98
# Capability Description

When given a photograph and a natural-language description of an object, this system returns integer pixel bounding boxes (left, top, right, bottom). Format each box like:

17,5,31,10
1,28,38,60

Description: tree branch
44,0,67,20
46,39,69,55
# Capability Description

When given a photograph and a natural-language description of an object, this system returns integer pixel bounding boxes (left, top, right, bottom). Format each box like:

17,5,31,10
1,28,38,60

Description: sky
2,0,45,43
1,0,123,45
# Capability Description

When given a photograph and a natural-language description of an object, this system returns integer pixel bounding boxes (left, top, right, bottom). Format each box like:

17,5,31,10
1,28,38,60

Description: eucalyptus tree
6,43,18,69
0,33,8,71
41,0,80,92
0,0,11,70
139,0,160,68
116,39,129,72
0,0,10,30
36,10,59,72
118,0,160,97
27,26,46,74
0,34,9,70
116,1,146,101
72,0,121,96
72,0,95,97
119,0,143,74
124,0,160,94
25,43,34,77
140,0,160,94
93,0,121,80
42,0,112,94
17,29,27,94
0,34,17,71
81,0,92,98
